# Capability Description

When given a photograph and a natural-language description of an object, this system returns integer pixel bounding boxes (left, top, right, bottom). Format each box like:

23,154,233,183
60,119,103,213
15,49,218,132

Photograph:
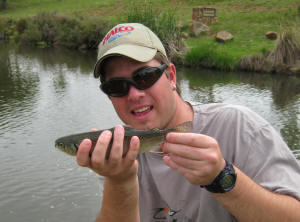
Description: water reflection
0,45,119,222
178,67,300,150
0,45,39,134
16,46,97,74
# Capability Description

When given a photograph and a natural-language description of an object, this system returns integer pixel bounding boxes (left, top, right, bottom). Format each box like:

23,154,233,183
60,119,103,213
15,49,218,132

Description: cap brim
93,44,157,78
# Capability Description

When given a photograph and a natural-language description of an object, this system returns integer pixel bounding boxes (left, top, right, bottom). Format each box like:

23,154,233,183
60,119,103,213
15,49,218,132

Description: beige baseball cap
93,23,168,80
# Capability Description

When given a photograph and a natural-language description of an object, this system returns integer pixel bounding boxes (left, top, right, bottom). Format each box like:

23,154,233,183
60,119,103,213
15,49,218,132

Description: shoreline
1,3,299,76
1,37,299,76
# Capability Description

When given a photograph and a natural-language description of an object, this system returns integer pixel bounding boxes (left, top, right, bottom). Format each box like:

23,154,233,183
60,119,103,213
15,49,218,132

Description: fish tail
173,121,193,132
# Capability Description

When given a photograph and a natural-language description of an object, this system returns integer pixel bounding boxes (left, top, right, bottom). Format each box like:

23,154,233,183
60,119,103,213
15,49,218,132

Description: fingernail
115,125,124,134
82,139,90,146
103,130,111,137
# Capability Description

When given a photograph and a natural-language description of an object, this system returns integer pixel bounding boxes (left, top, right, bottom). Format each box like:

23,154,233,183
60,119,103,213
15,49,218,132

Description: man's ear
167,63,177,86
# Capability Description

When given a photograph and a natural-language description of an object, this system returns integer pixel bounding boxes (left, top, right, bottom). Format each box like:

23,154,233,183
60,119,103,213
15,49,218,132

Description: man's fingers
163,155,191,176
163,155,210,185
77,139,92,167
166,132,217,148
109,125,125,162
162,142,207,160
90,128,98,132
91,130,112,166
168,153,205,170
124,136,140,168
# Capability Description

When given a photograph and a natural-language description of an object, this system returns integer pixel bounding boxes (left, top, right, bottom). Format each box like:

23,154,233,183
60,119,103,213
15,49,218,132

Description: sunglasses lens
101,79,129,97
133,66,164,89
100,64,166,97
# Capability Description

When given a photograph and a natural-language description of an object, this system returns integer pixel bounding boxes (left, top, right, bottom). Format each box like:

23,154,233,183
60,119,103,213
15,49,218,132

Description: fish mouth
55,141,78,156
55,142,62,149
131,105,153,115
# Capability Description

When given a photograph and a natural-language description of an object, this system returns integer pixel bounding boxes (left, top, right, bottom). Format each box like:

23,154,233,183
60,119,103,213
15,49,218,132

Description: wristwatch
201,160,237,193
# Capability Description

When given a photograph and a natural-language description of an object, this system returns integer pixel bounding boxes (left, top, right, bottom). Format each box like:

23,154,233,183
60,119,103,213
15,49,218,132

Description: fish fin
148,145,168,156
173,121,193,132
148,145,161,152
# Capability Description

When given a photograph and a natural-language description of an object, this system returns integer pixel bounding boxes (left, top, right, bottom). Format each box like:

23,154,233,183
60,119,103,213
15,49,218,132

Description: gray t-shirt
137,103,300,222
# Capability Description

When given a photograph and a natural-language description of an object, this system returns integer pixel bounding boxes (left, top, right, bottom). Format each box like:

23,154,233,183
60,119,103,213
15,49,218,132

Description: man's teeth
134,106,150,113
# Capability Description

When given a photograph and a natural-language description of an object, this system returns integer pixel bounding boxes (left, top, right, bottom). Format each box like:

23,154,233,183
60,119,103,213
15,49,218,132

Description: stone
79,44,88,50
190,21,210,36
215,31,233,43
266,31,277,40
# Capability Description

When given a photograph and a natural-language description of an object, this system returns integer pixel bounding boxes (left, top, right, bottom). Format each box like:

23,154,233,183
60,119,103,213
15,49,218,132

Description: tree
1,0,7,9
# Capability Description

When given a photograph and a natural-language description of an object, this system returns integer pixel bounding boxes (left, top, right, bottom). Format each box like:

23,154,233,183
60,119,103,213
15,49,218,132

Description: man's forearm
96,176,140,222
213,166,300,222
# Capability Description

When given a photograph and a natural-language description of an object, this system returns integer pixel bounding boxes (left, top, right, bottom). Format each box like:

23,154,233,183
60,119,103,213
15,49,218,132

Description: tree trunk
1,0,7,9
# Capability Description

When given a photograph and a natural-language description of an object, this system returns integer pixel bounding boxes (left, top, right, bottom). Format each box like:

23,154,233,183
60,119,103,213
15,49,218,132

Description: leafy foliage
5,12,109,49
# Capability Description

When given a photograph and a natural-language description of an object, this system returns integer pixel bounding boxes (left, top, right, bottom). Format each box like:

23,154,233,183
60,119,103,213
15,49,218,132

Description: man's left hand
161,132,226,186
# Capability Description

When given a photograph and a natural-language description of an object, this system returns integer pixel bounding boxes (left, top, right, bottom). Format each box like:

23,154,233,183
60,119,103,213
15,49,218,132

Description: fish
55,121,193,159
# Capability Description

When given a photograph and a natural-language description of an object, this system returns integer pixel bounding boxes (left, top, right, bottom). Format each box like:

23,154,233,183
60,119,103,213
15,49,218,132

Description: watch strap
201,160,236,193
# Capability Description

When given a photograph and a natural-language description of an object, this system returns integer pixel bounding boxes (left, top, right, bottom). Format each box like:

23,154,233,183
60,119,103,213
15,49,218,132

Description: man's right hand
76,125,140,183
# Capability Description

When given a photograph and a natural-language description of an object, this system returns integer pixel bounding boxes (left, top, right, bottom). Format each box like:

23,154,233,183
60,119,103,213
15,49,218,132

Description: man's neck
167,95,194,128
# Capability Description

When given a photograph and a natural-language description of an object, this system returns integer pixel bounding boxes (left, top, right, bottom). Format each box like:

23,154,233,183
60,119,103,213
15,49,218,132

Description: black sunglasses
100,64,167,97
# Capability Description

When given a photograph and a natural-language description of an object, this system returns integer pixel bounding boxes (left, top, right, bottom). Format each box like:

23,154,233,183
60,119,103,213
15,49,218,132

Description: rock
79,44,88,50
190,21,210,36
215,31,233,43
266,31,277,40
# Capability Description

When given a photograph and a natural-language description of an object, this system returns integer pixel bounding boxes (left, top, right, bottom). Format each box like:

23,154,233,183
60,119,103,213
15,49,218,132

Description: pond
0,45,299,222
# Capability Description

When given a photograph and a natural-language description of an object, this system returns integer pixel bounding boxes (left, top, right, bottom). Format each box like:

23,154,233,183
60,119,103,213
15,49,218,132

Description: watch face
220,174,235,189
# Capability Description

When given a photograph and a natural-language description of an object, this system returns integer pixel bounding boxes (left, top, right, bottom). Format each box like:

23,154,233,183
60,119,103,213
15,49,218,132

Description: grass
0,0,115,18
1,0,300,71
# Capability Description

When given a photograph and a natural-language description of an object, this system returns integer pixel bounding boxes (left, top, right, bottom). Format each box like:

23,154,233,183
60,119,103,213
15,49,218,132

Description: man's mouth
132,106,153,115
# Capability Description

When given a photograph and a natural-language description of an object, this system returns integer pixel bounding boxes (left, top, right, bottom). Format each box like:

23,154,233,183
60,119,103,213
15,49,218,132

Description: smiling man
76,23,300,222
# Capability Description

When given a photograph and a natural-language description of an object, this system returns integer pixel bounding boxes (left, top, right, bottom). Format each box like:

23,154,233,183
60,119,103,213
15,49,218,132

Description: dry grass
238,27,300,73
270,31,300,66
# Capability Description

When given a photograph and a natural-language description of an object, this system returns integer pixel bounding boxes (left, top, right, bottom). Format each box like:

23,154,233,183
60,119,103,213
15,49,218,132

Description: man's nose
127,85,145,100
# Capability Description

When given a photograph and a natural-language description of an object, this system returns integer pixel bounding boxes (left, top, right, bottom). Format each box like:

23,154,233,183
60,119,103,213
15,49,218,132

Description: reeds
238,28,300,73
271,31,300,66
123,1,186,62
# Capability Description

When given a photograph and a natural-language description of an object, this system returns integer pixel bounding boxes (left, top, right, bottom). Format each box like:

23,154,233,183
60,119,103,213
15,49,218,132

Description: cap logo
102,25,135,45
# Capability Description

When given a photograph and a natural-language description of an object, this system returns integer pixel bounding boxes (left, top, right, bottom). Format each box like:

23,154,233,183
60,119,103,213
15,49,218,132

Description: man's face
103,56,177,130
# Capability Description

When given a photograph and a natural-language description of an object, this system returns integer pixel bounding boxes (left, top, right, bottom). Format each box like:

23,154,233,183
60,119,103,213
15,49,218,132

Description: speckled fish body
55,121,193,158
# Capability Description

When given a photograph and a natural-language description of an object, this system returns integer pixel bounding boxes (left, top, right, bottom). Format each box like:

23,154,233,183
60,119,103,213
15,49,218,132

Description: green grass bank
1,0,300,74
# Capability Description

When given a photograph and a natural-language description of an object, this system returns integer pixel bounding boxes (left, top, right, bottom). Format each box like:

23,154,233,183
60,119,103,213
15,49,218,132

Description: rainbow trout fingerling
55,121,193,159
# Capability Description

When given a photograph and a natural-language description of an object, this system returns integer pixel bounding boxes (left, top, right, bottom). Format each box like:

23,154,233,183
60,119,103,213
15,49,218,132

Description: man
76,23,300,222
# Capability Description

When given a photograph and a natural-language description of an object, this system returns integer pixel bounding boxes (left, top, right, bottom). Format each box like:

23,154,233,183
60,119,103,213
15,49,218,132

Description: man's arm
96,174,139,222
214,166,300,222
162,132,300,222
77,125,140,222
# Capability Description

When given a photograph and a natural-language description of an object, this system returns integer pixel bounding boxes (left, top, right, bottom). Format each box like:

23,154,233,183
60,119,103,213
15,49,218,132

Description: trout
55,121,193,159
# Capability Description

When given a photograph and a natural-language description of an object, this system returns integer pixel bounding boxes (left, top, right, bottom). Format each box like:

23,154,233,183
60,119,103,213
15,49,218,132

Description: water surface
0,45,299,222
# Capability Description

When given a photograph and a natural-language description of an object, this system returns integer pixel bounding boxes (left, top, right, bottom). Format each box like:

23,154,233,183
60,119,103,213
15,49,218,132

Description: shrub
17,12,109,49
0,18,15,41
20,22,43,45
16,18,28,34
